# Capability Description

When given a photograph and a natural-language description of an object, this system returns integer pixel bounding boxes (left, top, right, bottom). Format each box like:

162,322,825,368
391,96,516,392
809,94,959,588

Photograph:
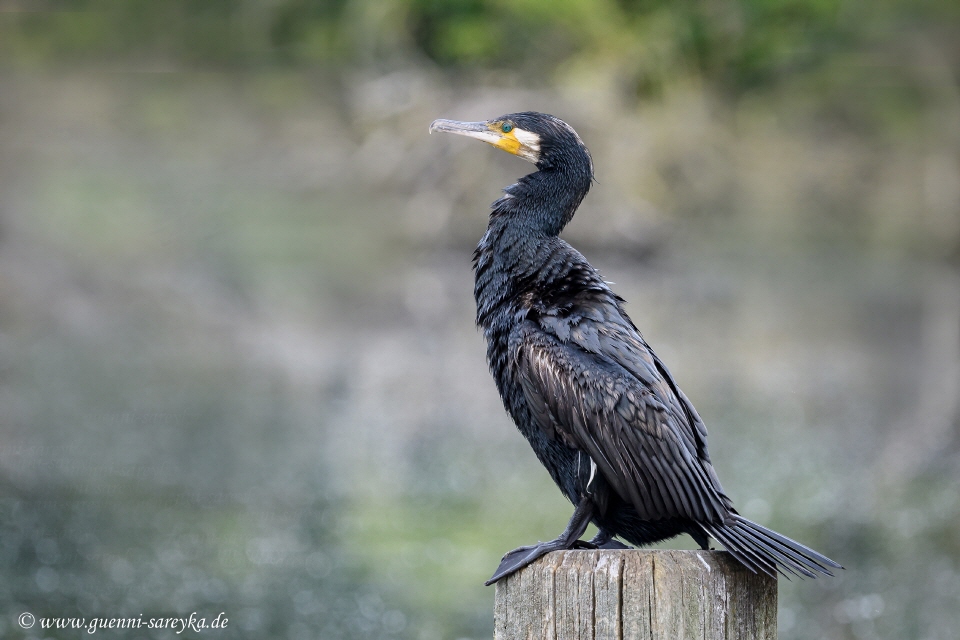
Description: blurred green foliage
3,0,958,95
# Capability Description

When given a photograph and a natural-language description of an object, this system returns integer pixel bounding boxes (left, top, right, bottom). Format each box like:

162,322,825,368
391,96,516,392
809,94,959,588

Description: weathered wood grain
493,550,776,640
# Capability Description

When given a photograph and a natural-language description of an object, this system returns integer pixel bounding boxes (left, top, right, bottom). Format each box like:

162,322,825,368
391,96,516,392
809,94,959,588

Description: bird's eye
501,123,513,133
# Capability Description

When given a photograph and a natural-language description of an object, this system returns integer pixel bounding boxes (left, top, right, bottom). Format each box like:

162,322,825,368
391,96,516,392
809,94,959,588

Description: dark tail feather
701,514,843,579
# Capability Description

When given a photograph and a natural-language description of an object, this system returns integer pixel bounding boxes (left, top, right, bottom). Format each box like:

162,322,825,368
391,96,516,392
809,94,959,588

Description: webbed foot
486,494,599,586
485,538,580,585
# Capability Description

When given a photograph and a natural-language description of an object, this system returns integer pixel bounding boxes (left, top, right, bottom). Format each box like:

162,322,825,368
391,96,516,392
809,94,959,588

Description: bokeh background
1,1,958,639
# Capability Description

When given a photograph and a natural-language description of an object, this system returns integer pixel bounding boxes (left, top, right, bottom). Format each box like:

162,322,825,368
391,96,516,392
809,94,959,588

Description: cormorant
429,112,841,585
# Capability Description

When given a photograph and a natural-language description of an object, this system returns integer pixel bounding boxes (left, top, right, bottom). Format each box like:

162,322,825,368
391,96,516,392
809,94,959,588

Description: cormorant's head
429,112,593,176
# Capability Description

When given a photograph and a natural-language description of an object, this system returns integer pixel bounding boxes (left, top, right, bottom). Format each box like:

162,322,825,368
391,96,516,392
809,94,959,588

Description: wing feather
512,318,731,523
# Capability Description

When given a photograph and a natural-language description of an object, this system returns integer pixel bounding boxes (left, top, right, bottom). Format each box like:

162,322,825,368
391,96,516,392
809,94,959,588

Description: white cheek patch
512,128,541,163
513,128,541,152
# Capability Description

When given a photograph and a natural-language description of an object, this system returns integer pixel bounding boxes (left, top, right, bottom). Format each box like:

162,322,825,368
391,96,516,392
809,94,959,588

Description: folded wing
511,314,733,524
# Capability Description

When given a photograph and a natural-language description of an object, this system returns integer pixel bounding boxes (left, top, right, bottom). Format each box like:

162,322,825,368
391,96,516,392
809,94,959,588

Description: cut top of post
494,549,777,640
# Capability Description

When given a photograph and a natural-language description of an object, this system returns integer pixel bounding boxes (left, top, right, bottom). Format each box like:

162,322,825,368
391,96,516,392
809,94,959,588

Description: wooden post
494,549,777,640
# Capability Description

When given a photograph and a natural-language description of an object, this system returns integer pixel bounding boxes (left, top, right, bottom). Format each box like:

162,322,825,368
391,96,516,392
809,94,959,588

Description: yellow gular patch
487,124,541,163
488,125,522,156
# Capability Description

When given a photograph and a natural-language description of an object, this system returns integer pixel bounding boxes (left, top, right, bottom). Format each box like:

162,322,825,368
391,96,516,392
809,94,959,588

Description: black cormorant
429,112,841,585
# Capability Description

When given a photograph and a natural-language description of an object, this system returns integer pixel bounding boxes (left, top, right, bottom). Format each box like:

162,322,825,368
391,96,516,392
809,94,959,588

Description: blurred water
0,72,957,640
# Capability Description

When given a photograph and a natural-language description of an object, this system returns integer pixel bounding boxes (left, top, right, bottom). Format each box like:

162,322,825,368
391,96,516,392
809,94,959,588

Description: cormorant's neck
497,161,592,239
473,162,592,327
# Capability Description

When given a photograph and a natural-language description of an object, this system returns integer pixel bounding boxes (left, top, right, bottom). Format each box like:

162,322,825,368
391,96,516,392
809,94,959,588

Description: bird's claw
587,530,633,550
593,538,632,550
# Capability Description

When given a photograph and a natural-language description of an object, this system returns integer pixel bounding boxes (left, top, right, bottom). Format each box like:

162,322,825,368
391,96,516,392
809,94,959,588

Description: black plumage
429,112,841,585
